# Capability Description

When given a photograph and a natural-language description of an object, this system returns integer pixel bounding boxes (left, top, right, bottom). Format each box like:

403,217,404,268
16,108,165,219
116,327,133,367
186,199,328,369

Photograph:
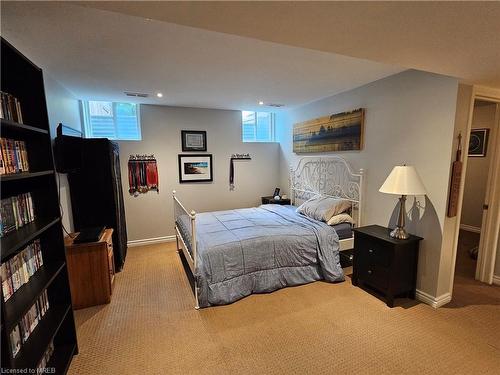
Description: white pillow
296,195,352,222
327,213,355,226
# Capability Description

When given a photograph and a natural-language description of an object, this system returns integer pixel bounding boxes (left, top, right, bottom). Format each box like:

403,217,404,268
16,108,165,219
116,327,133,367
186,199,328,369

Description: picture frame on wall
468,128,489,157
178,154,213,183
181,130,207,152
293,108,365,153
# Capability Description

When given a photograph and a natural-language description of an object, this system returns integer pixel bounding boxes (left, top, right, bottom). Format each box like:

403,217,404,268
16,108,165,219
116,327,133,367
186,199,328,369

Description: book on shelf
9,290,50,358
0,91,23,124
0,192,36,237
0,137,29,175
1,238,44,302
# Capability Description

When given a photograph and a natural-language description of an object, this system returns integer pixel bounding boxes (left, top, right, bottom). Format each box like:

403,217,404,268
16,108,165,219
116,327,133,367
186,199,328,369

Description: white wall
118,105,280,242
43,75,81,232
461,103,497,229
276,70,460,298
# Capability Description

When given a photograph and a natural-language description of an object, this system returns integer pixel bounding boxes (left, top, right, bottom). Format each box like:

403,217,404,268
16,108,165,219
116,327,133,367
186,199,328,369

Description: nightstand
261,196,291,205
352,225,422,307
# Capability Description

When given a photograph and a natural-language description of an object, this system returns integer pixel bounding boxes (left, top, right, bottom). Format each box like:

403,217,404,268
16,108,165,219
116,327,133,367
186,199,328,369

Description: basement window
82,101,141,141
242,111,275,142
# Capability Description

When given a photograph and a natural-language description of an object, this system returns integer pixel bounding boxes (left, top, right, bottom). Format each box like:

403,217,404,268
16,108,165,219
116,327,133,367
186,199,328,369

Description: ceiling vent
267,103,285,108
124,91,149,98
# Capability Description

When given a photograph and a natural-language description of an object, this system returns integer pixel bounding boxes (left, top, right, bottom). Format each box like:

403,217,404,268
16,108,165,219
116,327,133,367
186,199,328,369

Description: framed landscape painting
293,108,365,153
178,154,213,183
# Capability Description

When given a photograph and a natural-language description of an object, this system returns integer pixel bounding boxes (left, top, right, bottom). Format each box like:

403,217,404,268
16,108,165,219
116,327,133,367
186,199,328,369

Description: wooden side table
352,225,422,307
64,228,115,309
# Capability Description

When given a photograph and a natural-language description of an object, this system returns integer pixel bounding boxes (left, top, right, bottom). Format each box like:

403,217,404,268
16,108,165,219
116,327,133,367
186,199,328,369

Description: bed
173,156,364,308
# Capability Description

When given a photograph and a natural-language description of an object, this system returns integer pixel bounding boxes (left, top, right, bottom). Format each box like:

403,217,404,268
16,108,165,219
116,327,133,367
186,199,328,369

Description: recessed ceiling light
156,92,163,98
258,101,264,105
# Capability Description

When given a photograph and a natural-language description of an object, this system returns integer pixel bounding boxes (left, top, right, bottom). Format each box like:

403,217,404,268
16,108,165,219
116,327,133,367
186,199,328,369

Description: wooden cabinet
352,225,422,307
64,229,115,309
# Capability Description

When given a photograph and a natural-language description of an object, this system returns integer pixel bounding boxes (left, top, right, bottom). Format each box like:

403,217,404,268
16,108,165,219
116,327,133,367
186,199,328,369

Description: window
241,111,275,142
82,101,141,140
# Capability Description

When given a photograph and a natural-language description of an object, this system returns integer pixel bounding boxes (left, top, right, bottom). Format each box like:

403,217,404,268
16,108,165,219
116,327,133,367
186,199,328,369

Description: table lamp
379,165,427,239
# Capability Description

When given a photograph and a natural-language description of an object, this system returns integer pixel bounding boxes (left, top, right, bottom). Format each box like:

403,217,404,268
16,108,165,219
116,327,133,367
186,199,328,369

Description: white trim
339,237,354,251
415,289,452,308
127,235,176,247
492,275,500,286
459,224,481,233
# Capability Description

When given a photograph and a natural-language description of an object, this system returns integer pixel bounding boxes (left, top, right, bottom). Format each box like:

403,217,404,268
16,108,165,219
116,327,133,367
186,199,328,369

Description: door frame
456,86,500,285
473,88,500,283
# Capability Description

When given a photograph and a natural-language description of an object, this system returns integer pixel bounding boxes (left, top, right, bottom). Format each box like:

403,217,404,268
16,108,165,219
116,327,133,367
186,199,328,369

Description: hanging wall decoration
229,153,251,191
293,108,365,153
128,154,159,196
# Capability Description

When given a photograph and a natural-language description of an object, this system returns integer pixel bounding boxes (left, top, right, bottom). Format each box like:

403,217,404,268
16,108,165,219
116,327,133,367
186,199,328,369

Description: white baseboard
459,224,481,233
493,275,500,286
415,289,452,308
127,235,176,247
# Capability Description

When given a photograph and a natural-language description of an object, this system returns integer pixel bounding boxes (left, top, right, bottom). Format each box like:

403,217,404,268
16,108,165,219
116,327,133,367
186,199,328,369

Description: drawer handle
367,270,373,275
368,249,374,254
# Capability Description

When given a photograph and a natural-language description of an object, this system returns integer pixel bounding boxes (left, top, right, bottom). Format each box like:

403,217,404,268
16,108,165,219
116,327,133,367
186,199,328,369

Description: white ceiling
76,1,500,89
0,2,404,111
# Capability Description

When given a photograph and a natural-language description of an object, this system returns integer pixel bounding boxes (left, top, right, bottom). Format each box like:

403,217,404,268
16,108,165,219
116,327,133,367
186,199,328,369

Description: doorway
453,98,499,295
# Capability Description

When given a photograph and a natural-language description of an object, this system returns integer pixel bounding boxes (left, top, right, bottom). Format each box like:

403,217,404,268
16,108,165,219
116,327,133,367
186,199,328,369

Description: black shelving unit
1,38,78,373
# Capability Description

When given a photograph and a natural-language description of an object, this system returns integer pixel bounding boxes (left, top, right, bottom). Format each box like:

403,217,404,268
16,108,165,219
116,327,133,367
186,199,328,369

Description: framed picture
293,108,364,153
273,187,280,197
468,128,489,157
181,130,207,152
178,154,213,183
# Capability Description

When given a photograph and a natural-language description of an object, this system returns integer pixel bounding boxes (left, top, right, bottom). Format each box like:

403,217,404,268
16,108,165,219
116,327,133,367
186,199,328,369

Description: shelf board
1,170,54,182
1,217,60,262
0,119,49,135
11,304,71,370
47,343,77,375
3,262,65,332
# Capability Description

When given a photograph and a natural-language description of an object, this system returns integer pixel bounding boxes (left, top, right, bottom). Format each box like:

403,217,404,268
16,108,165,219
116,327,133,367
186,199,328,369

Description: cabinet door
108,244,115,292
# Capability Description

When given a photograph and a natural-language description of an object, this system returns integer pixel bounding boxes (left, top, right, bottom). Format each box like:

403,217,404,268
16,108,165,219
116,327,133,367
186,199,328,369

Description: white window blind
82,101,141,141
241,111,275,142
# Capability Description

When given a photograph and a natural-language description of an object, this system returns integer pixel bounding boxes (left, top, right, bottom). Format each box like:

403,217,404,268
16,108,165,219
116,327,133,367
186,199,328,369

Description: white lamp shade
379,165,427,196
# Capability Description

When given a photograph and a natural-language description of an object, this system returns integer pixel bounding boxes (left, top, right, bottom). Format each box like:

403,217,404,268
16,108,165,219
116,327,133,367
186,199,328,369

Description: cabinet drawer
357,264,389,291
356,237,393,268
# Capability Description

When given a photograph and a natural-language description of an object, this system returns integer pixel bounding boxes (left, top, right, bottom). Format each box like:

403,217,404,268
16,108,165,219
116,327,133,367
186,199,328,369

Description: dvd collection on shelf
37,340,55,371
0,91,24,124
9,290,50,358
0,192,36,237
0,137,30,175
1,239,44,302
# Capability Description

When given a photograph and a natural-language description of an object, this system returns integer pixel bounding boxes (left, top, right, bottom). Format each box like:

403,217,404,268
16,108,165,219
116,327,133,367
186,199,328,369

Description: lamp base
390,226,410,240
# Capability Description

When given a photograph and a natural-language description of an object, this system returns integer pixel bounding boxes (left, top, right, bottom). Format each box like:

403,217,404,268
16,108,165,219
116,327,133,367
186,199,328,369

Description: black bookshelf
1,38,78,374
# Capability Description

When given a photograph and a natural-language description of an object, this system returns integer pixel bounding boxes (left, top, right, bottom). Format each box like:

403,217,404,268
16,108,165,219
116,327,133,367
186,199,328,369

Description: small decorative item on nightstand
261,196,291,205
352,225,422,307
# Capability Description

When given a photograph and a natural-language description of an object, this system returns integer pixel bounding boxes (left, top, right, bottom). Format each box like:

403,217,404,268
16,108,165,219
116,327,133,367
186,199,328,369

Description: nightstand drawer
357,264,389,291
356,237,393,268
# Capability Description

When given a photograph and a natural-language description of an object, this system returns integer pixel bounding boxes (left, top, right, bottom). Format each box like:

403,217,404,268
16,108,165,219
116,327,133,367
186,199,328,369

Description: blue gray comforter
178,204,344,307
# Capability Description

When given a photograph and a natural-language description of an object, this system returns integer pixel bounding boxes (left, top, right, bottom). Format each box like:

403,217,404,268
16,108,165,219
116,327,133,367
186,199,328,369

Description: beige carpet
68,242,500,375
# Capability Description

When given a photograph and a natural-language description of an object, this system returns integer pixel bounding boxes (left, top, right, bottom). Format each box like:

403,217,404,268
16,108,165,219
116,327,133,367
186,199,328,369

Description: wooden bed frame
173,156,364,309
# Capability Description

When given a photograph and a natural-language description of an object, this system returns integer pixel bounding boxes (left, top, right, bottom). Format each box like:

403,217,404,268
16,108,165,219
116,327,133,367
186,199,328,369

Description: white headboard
289,156,364,227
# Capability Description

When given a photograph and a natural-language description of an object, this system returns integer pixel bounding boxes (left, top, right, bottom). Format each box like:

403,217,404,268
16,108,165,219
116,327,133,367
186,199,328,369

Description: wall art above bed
178,154,213,183
293,108,365,153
